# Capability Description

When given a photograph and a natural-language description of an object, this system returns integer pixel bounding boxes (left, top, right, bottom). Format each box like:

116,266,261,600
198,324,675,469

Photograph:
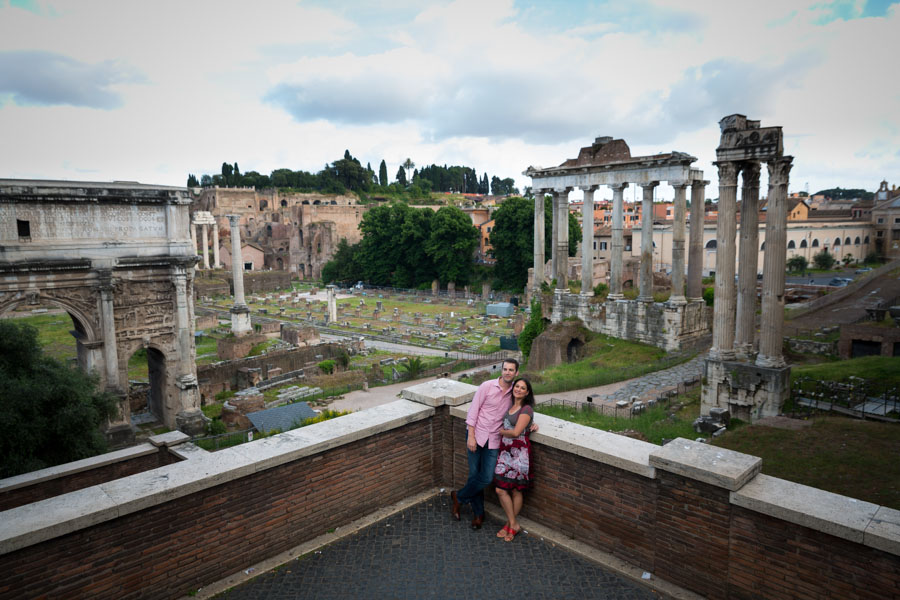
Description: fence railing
789,377,900,422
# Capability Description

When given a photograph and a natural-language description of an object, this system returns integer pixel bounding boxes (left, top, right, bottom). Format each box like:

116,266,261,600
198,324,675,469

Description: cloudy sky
1,0,898,201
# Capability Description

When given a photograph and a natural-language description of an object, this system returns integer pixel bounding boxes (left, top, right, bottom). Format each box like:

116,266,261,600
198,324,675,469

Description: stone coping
449,403,657,478
648,437,761,491
401,378,478,407
0,400,433,556
731,474,899,556
148,430,191,447
0,443,157,493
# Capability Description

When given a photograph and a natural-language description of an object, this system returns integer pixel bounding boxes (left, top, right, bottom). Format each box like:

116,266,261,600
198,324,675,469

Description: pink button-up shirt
465,377,513,449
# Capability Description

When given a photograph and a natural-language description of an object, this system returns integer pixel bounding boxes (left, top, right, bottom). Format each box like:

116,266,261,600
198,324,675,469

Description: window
486,227,491,233
877,217,884,224
865,236,870,244
760,241,765,251
877,231,884,238
854,237,860,245
812,239,819,247
599,242,608,250
593,241,597,250
895,218,900,224
800,240,808,248
834,237,841,246
16,219,30,239
244,262,253,271
845,237,851,245
281,200,287,207
787,240,796,249
705,240,717,249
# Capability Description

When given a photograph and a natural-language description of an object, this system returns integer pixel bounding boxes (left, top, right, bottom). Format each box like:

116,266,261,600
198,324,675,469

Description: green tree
379,159,388,187
400,357,425,381
186,174,199,187
518,299,547,359
489,196,535,289
842,253,855,267
321,238,363,284
786,255,808,273
0,321,117,478
813,249,836,270
402,158,415,178
425,206,479,285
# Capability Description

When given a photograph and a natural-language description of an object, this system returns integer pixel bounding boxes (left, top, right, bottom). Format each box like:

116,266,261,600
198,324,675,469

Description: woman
493,377,534,542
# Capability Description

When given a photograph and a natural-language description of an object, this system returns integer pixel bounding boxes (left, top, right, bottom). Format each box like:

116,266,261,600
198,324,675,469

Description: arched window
834,237,841,246
855,237,861,245
812,239,819,247
787,240,796,249
705,240,717,249
281,199,287,207
845,237,852,245
800,239,807,248
760,241,765,251
864,236,870,244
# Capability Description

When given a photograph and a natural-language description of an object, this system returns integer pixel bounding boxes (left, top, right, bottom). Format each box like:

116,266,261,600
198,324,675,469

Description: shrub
703,287,714,306
593,282,609,298
812,249,836,270
207,418,227,436
318,359,336,374
518,299,547,359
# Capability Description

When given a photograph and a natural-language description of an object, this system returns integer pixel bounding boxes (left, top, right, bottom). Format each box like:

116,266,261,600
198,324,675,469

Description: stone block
649,437,761,491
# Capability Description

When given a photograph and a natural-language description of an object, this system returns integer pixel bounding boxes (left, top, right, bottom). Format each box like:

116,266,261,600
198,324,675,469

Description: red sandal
496,524,511,538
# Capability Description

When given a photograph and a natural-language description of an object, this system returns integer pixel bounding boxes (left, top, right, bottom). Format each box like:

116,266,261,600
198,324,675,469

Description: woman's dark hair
511,377,535,408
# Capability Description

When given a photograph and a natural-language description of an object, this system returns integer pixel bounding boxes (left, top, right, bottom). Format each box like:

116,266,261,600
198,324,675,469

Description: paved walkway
213,496,659,600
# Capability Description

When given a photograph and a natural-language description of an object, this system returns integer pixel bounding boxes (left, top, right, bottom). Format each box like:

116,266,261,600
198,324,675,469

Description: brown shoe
471,514,484,530
450,491,461,521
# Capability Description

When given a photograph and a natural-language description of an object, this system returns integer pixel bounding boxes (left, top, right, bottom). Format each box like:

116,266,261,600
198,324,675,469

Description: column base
176,409,207,436
707,348,736,361
230,305,252,336
667,296,687,306
608,293,625,301
637,295,654,303
701,358,790,423
755,354,786,369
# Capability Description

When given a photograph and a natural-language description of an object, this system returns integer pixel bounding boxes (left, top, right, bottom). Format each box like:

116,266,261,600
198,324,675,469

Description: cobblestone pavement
215,496,659,600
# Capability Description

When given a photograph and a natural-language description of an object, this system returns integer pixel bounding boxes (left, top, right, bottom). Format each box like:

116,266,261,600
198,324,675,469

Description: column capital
553,187,572,196
766,156,794,185
641,181,659,190
579,185,598,193
226,214,240,227
670,181,689,190
691,179,710,189
715,161,740,185
740,161,761,184
609,182,629,192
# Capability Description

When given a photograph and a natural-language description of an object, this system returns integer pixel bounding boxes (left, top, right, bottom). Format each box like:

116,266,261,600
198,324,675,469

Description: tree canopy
321,203,478,288
0,320,117,478
813,187,874,201
489,195,582,290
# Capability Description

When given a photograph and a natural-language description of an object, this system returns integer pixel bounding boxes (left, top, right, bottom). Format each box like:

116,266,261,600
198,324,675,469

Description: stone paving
601,355,705,402
214,496,660,600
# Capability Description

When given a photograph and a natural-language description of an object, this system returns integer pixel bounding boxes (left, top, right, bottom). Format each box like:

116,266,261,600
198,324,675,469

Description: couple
450,358,536,542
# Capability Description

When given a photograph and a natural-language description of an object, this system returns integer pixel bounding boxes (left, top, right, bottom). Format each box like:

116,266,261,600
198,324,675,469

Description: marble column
735,162,761,359
555,188,570,290
97,270,120,391
190,224,198,260
581,186,596,294
709,162,740,360
670,182,688,304
686,180,708,300
609,183,628,299
212,224,220,269
326,284,337,323
550,192,559,278
638,182,658,302
756,157,793,368
228,215,252,336
200,224,210,269
533,190,546,293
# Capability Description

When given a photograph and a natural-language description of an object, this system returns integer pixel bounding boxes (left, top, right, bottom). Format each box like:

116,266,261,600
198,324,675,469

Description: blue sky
0,0,898,200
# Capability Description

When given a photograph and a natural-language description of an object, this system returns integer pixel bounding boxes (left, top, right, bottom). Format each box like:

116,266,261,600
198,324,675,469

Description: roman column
687,180,708,300
638,182,658,302
97,270,120,391
190,223,198,260
581,186,596,294
670,182,688,303
212,223,220,269
533,189,546,294
609,183,628,299
200,223,210,269
756,157,793,368
735,162,761,359
555,188,570,290
709,162,739,360
551,192,559,278
228,215,252,336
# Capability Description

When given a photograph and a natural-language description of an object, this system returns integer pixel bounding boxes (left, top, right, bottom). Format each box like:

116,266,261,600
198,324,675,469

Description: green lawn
791,356,900,386
712,417,900,510
5,311,78,362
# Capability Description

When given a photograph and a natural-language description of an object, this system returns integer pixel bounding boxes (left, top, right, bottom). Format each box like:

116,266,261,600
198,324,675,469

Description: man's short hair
502,358,519,372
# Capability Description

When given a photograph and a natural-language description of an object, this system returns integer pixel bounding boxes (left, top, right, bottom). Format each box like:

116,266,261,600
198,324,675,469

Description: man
450,358,526,529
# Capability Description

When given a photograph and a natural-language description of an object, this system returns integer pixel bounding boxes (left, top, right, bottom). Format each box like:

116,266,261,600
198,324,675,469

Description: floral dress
493,405,533,491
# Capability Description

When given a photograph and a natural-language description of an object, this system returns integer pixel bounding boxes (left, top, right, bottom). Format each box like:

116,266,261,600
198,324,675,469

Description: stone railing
0,380,897,599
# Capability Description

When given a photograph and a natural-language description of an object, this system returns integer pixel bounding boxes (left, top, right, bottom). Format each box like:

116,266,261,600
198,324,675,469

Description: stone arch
800,239,808,248
845,237,852,245
787,240,796,249
855,236,861,245
281,199,288,207
812,239,819,247
566,338,585,362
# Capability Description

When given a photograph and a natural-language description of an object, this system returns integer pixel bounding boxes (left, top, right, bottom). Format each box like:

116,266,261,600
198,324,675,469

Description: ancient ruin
0,180,204,441
524,136,711,352
701,114,793,422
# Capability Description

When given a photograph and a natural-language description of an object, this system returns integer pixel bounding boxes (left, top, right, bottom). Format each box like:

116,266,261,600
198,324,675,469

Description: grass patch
529,333,690,394
6,311,77,362
202,403,223,419
790,356,900,387
536,390,700,445
712,417,900,509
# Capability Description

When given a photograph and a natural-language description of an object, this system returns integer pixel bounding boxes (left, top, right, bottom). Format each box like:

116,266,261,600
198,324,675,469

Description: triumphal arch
0,180,204,443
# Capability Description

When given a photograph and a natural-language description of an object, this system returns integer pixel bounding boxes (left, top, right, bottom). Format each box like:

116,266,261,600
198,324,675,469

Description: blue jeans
456,443,499,517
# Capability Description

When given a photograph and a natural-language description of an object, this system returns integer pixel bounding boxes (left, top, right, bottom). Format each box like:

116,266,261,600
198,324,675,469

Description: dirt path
788,267,900,330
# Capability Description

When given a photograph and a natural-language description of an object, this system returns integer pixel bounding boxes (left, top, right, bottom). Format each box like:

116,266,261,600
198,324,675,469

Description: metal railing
789,377,900,422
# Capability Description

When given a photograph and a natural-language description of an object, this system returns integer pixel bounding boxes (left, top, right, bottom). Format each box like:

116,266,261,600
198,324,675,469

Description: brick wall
0,419,437,600
0,449,180,513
